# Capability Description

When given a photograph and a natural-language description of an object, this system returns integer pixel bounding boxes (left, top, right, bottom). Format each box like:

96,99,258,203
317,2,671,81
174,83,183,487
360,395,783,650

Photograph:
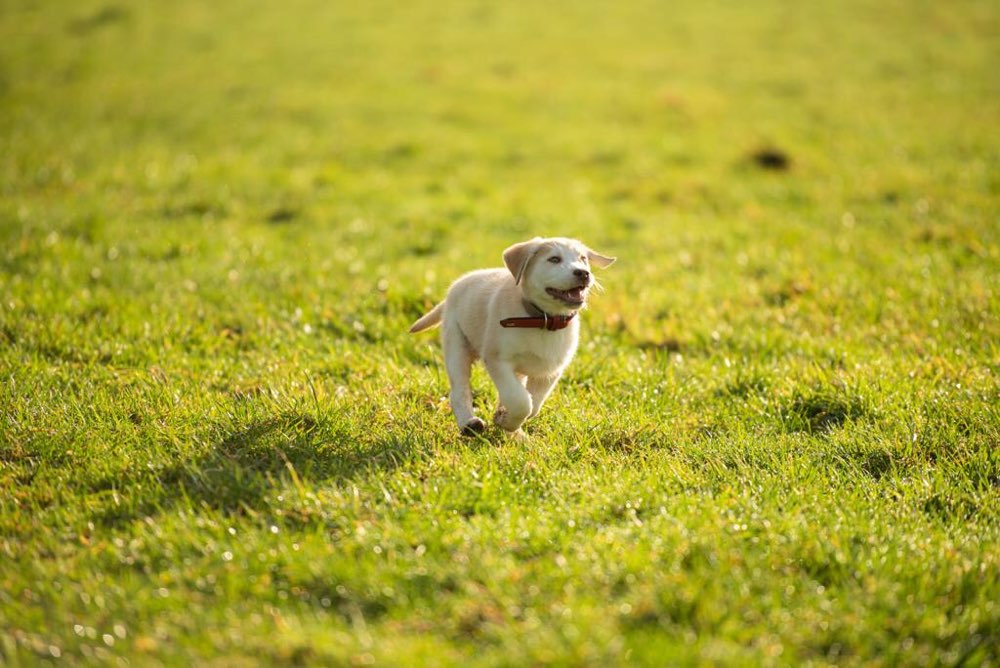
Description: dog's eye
547,256,561,264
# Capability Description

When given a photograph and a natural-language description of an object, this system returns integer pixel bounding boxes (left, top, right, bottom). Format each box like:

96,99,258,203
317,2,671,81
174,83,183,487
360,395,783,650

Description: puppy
409,237,615,437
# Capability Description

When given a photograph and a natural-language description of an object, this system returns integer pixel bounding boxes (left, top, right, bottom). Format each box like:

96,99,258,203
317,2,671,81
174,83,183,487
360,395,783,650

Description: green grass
2,0,998,664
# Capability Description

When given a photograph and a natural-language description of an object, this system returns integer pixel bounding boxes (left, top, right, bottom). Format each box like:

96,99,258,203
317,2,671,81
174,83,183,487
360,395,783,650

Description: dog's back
408,269,511,335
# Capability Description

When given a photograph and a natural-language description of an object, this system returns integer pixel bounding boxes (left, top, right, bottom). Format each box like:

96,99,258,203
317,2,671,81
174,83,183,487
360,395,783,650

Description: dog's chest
503,329,578,376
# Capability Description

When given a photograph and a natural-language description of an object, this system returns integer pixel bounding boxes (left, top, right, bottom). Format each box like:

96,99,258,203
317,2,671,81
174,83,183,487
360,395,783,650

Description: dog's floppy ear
503,237,545,285
587,248,616,269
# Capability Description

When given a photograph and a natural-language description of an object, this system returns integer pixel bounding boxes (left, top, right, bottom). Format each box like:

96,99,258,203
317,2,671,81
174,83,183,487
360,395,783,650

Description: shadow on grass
826,445,897,481
777,388,868,434
96,411,421,526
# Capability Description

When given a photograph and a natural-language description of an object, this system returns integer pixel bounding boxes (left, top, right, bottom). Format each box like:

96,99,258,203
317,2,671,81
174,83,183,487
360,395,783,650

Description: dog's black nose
573,268,590,280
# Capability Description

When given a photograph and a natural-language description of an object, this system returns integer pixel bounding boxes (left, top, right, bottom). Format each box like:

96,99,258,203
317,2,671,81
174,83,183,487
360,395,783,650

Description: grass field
2,0,999,664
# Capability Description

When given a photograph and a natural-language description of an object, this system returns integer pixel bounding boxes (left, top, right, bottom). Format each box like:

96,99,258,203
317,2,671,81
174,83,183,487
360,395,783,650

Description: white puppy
409,237,615,437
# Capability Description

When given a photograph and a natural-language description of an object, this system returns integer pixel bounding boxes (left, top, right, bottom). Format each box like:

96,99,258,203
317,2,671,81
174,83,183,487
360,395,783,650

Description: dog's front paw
492,406,515,430
505,428,528,441
461,417,486,436
493,406,527,433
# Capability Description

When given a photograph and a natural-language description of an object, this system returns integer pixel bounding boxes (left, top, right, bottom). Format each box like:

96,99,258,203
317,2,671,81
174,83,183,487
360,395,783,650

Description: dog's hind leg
442,325,483,435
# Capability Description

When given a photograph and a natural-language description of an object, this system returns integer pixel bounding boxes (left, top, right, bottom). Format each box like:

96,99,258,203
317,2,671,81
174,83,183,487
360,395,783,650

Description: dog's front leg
485,361,532,433
526,373,561,419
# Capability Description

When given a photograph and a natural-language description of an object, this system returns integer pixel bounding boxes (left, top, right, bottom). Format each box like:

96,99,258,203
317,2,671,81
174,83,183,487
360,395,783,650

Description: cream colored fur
409,237,615,437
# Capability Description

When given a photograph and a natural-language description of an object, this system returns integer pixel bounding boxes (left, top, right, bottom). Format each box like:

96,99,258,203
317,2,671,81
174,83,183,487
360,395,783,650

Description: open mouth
545,286,587,306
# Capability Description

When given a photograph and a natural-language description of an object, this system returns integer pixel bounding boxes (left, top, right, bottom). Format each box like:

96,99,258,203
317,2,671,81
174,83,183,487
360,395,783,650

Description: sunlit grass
1,0,998,664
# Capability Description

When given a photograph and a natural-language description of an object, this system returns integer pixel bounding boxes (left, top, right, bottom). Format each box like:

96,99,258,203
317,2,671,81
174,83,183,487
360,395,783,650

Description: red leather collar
500,302,576,331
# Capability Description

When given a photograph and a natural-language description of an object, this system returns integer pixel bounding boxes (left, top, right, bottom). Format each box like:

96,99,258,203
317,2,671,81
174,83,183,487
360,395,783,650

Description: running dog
409,237,615,437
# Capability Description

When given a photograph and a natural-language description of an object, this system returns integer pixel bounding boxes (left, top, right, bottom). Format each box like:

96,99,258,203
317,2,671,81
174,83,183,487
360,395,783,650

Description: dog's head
503,237,615,315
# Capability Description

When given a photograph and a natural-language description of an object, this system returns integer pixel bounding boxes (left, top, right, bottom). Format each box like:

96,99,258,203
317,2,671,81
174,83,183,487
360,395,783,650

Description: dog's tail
409,300,445,333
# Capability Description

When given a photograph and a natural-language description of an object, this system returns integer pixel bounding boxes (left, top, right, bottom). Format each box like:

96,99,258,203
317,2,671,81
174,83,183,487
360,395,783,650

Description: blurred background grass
5,0,997,228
